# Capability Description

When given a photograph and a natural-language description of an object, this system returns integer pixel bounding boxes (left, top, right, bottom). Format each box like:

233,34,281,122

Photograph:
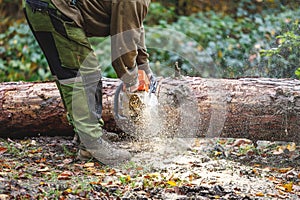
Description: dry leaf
58,171,73,180
283,182,293,192
29,148,42,154
278,167,293,173
39,182,47,186
63,188,72,195
35,158,46,163
0,172,7,177
37,167,49,172
266,193,277,197
277,188,287,196
214,151,223,156
94,171,106,176
0,194,9,200
252,169,258,175
0,147,7,154
136,166,144,171
255,192,265,197
167,180,177,187
84,162,94,168
107,169,116,176
268,176,279,184
286,143,296,152
232,139,252,147
63,159,73,165
193,138,201,147
273,147,284,155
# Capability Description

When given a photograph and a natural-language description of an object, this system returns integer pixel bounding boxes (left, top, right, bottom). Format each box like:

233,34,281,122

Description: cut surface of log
0,77,299,143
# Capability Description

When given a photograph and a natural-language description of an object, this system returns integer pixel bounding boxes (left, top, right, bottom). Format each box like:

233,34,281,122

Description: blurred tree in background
0,0,24,32
0,0,299,81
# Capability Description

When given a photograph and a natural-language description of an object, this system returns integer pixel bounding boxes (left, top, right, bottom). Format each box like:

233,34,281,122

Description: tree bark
0,77,299,143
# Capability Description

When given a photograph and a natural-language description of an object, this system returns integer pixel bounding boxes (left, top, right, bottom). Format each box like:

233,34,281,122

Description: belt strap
26,0,49,13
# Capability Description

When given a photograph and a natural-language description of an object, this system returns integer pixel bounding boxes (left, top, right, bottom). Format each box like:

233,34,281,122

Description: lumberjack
23,0,157,165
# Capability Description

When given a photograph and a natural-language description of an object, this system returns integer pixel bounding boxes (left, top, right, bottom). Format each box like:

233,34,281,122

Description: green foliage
1,2,299,81
146,7,300,78
0,22,50,81
144,2,176,26
261,20,300,79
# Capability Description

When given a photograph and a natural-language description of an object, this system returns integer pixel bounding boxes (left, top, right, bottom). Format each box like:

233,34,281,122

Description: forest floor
0,134,299,199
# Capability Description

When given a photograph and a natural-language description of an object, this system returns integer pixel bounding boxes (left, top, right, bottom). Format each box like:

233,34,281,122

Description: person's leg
23,0,130,165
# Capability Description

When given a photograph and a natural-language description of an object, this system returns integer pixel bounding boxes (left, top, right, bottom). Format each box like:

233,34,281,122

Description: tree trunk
0,77,299,143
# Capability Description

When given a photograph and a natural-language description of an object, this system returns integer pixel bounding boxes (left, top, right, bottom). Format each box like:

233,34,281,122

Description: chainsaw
114,70,158,135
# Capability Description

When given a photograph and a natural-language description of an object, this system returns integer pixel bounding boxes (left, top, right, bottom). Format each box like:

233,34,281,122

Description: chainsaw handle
113,82,127,120
149,76,158,94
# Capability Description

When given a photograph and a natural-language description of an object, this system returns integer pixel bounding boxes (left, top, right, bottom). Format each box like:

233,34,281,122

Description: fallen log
0,77,299,142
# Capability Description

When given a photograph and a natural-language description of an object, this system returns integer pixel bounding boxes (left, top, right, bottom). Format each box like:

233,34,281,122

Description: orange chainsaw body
137,70,150,92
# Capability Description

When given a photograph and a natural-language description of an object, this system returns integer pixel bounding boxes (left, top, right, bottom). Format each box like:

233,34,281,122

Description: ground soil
0,135,299,199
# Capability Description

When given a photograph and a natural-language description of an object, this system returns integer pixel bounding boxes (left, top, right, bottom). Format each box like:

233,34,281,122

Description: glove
123,80,139,93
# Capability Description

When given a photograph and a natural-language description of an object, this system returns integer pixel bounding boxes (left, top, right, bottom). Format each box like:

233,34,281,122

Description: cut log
0,77,299,143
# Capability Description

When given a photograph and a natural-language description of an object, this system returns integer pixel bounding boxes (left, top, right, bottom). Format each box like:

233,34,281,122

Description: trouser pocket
25,0,94,70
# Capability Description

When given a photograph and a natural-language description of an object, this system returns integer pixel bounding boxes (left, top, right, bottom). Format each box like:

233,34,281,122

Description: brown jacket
51,0,150,37
51,0,152,84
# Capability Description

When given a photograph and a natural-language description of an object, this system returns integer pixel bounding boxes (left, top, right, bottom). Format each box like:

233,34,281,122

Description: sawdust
116,81,202,168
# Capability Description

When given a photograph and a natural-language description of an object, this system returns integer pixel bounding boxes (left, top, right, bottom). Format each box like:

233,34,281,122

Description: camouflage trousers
23,0,151,139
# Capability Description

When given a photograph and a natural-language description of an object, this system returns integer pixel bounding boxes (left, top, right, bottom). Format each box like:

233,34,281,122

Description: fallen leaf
107,169,116,176
266,193,277,197
84,162,94,168
0,172,7,177
63,188,72,195
63,158,73,165
232,139,252,147
35,158,46,163
218,139,227,145
38,187,45,193
255,192,265,197
286,143,296,152
37,167,49,172
58,171,73,180
136,166,144,171
29,148,42,154
278,167,293,173
193,138,200,147
214,151,223,156
94,171,106,176
0,194,9,200
120,175,131,183
277,188,287,196
39,182,47,186
283,182,293,192
252,169,259,175
0,147,7,154
167,180,177,187
277,194,287,199
273,146,284,155
30,140,37,146
268,176,280,184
